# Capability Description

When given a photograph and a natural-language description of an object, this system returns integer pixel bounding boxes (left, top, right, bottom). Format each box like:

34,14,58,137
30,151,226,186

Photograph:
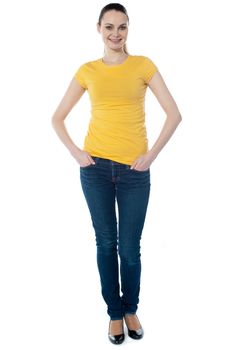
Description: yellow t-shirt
74,55,158,165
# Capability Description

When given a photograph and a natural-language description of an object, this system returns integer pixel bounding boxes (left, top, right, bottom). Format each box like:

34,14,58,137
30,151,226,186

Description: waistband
91,156,131,168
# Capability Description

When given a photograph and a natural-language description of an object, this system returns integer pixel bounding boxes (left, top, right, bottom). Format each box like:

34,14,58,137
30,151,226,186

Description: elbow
175,114,182,129
173,110,182,124
51,115,57,129
167,112,182,124
51,113,62,129
177,113,182,123
51,115,61,133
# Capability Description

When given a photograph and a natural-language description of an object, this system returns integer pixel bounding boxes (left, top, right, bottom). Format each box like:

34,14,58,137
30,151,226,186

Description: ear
97,23,101,33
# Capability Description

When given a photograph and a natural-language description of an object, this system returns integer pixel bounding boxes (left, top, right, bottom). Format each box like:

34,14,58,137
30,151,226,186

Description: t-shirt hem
84,150,133,166
146,67,159,83
74,74,86,89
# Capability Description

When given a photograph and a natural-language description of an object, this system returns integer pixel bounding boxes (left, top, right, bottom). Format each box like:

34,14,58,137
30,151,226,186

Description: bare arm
51,78,95,167
131,71,182,170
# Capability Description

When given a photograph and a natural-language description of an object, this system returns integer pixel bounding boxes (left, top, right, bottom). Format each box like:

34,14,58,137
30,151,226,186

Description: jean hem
110,316,124,321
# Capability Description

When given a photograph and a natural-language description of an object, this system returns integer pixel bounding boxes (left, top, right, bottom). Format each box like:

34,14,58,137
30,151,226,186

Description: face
97,10,129,52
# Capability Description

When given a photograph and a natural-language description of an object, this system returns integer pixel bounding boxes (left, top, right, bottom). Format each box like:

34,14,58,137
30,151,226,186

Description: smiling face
97,10,129,52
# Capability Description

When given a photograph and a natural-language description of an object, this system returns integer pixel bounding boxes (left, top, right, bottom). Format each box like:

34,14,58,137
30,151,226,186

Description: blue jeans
80,156,151,320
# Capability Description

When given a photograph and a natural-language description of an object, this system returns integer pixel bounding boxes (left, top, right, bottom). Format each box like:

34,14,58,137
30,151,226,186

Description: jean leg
80,165,123,319
116,169,150,314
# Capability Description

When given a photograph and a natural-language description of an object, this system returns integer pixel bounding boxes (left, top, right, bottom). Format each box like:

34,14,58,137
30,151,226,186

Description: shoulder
74,58,102,87
129,55,158,83
129,55,158,71
130,55,155,64
77,58,101,70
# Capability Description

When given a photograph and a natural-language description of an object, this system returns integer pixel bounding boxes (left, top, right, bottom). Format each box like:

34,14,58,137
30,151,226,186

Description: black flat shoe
108,333,125,345
108,321,125,345
124,314,144,340
127,327,144,340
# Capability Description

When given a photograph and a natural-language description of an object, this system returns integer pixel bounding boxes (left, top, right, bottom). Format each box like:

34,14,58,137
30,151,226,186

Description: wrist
69,144,81,156
147,149,158,161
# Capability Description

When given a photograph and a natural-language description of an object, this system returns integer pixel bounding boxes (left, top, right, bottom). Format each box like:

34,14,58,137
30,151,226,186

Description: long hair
98,3,129,54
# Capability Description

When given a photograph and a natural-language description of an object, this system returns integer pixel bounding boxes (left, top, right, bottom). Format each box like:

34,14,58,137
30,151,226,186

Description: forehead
101,10,128,24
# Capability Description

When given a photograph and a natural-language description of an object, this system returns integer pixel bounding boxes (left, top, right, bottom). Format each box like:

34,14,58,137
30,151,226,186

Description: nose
112,28,120,37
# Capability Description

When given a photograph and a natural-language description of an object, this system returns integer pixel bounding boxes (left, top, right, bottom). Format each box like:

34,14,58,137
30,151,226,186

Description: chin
106,42,125,51
109,45,124,51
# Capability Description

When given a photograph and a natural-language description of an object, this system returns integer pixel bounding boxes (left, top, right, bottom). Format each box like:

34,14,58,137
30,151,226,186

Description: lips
109,38,122,43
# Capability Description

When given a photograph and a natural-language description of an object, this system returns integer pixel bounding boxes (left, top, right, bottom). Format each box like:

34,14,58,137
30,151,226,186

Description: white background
0,0,233,349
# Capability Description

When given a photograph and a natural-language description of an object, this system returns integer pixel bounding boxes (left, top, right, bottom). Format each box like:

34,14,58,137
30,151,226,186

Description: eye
105,26,112,30
119,26,127,30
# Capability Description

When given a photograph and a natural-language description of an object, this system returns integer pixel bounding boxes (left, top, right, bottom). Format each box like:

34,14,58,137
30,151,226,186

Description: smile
109,38,122,43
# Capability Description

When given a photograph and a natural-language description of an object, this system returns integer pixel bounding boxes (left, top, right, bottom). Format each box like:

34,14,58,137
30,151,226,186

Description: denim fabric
80,156,151,320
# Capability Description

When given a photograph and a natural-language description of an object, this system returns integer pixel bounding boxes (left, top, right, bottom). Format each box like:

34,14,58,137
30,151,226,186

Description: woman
52,3,182,345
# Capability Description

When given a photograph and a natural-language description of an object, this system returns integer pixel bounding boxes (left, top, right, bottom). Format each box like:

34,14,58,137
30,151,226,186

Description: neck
103,48,128,64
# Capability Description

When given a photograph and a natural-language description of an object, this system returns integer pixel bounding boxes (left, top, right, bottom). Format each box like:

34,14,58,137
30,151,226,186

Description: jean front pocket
80,156,99,169
80,163,95,169
130,168,150,173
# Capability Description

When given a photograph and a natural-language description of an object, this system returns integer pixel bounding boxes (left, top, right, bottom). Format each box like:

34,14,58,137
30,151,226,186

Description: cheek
121,30,128,38
102,30,111,38
100,31,108,41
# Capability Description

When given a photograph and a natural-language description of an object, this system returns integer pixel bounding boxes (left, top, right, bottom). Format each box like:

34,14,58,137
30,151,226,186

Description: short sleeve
143,57,159,83
74,64,87,89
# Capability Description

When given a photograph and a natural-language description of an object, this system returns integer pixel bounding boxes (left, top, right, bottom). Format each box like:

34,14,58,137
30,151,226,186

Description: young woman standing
52,3,182,345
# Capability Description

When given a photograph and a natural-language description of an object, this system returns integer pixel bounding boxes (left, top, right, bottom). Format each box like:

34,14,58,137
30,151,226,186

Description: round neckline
99,55,131,68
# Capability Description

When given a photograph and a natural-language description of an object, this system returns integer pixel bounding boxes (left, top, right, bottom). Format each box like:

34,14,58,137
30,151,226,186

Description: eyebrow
104,23,127,26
